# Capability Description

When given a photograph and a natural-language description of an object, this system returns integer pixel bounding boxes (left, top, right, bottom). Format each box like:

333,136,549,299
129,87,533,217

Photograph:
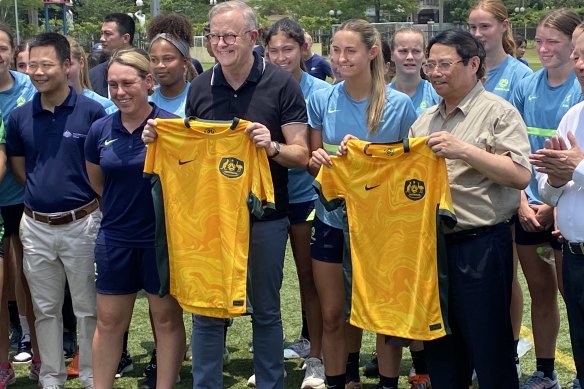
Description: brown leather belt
24,199,99,226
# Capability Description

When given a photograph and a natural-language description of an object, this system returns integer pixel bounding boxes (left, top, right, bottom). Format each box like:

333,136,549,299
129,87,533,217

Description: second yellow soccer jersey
144,117,275,318
314,138,456,340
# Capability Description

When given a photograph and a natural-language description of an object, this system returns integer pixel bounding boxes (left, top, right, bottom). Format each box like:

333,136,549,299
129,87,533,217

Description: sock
123,331,129,354
514,339,520,364
536,358,555,379
325,374,345,388
411,349,428,375
301,310,310,341
8,301,20,328
379,374,399,389
19,315,30,337
346,352,360,382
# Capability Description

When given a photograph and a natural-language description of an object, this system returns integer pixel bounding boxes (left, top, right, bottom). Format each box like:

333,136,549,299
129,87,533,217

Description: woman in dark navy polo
84,48,185,389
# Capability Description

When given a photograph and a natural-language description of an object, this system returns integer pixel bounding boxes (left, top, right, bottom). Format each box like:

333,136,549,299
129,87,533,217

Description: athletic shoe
520,371,561,389
8,321,21,351
0,362,15,388
66,354,79,377
573,378,581,389
408,373,431,389
12,337,32,364
63,331,76,359
139,375,156,389
363,353,379,377
345,379,362,389
144,349,156,378
301,357,325,389
283,336,310,359
29,356,41,382
115,351,134,378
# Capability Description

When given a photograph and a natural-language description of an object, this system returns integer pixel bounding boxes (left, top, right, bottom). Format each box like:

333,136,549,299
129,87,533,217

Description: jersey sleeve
279,75,308,126
307,87,328,130
510,76,529,116
313,155,348,212
400,99,418,139
437,158,457,229
248,148,276,219
143,138,159,177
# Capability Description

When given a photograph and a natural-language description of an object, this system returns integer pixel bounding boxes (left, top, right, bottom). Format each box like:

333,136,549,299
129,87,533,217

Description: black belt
24,199,99,226
445,222,508,244
567,241,584,256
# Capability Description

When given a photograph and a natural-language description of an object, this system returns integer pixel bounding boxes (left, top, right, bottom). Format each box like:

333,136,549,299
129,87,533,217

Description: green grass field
9,47,571,389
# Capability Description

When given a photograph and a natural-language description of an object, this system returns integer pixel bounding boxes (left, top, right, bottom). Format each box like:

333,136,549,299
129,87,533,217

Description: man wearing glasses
410,30,531,388
142,1,308,388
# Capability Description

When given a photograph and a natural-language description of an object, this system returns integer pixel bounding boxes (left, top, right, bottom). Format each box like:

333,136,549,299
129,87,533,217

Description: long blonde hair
470,0,515,56
336,19,385,134
66,36,92,90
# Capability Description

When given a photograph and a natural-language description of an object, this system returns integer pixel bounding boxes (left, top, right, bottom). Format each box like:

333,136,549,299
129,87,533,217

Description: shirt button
234,94,237,97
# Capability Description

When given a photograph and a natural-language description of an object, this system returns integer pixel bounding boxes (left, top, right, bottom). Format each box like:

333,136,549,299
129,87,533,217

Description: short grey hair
209,0,257,30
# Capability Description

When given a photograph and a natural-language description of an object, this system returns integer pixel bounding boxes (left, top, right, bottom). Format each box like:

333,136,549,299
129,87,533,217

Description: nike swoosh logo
328,109,341,113
365,184,381,191
104,138,118,145
528,95,537,101
179,159,194,165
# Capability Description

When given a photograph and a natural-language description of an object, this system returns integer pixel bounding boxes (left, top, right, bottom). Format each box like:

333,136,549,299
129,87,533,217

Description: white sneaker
283,336,310,359
301,357,325,389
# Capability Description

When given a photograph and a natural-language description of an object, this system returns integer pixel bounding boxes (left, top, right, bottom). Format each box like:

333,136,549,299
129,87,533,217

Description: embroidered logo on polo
16,96,26,107
528,95,537,101
62,130,86,139
104,138,118,146
404,179,425,201
219,157,244,178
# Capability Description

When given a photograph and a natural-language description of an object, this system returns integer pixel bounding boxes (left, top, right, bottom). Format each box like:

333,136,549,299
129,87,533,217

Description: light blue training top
148,82,190,117
0,71,36,206
82,88,117,114
308,82,417,228
288,72,331,204
484,54,533,101
511,68,582,203
389,79,440,117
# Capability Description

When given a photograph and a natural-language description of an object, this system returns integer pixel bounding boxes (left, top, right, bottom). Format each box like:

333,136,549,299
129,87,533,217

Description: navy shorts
288,200,316,225
310,216,344,264
0,204,24,236
95,244,161,295
513,215,562,250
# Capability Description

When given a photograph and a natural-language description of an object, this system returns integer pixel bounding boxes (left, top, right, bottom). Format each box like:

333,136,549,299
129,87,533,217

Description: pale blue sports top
288,72,331,204
0,71,36,206
484,54,532,101
511,68,582,203
308,82,417,228
148,82,190,117
389,79,440,117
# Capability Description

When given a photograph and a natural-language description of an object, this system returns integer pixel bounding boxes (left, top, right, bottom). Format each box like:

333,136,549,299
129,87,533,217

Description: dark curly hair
147,13,193,47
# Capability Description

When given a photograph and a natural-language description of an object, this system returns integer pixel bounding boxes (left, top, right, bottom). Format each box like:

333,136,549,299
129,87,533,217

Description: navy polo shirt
85,103,177,248
6,87,106,213
305,54,333,81
186,52,307,219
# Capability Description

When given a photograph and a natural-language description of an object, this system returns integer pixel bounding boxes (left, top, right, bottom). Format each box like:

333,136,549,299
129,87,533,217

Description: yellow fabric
144,118,275,318
314,138,455,340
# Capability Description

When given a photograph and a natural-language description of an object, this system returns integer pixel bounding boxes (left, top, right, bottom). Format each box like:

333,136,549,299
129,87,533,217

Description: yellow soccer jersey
314,138,456,340
144,117,275,318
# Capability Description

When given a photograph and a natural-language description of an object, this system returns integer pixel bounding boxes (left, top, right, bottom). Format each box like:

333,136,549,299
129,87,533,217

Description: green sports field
10,48,575,389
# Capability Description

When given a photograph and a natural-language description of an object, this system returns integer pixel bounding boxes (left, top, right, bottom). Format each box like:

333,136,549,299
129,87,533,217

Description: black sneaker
115,351,134,378
363,354,379,378
12,337,33,364
139,375,156,389
144,349,157,378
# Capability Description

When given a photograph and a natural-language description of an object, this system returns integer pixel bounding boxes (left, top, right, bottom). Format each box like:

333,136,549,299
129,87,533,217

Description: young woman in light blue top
511,9,582,387
469,0,532,101
147,13,197,117
0,23,39,380
308,19,416,389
